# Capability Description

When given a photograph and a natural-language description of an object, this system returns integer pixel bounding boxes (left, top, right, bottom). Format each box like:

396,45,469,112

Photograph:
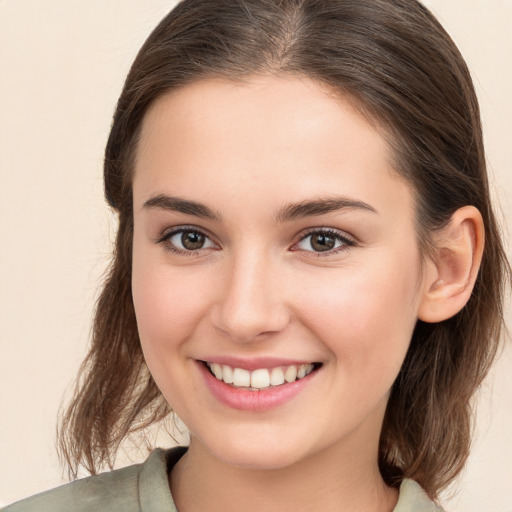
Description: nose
210,251,290,343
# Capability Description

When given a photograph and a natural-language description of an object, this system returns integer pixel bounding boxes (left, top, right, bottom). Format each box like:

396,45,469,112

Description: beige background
0,0,511,509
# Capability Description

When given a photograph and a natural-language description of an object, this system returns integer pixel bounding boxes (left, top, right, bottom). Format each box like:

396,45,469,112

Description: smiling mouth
203,361,322,390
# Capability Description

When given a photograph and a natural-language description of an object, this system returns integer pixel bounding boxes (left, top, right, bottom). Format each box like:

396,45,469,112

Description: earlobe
418,206,485,323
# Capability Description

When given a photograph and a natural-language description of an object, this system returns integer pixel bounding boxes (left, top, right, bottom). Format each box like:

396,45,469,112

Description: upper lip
198,356,320,371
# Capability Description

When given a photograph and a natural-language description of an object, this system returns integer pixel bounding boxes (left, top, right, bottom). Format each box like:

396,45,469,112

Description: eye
160,228,216,254
294,228,355,254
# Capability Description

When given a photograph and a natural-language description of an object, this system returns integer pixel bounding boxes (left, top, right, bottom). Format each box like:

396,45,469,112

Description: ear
418,206,485,323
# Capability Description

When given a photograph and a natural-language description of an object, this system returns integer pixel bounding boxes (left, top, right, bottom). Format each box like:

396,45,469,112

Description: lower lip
198,362,319,411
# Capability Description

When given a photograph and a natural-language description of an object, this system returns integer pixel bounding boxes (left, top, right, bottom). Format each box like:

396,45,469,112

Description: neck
170,434,398,512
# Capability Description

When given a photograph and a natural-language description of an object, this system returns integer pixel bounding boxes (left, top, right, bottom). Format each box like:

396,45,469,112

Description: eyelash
157,225,218,256
157,226,356,257
291,228,356,257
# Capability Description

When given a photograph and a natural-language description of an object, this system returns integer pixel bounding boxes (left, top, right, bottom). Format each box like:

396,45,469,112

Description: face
131,75,430,470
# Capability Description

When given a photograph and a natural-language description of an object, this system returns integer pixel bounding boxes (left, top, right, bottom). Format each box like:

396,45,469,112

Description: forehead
133,74,414,222
136,75,386,161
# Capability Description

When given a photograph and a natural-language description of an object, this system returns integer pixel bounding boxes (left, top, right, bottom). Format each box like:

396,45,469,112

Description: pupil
182,231,204,250
311,233,335,252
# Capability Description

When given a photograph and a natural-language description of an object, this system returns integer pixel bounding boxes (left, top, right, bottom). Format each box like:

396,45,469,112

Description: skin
130,75,481,512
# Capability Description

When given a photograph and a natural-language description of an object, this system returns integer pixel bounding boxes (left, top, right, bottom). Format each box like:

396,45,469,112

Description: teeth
206,362,315,390
211,363,223,380
233,368,251,387
284,365,297,383
270,367,285,386
222,365,234,384
251,369,270,389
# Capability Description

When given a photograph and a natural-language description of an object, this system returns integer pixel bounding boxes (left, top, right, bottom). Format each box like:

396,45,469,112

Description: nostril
212,323,285,344
209,272,291,342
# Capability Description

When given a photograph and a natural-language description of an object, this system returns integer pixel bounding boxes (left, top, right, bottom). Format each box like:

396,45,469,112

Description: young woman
4,1,509,511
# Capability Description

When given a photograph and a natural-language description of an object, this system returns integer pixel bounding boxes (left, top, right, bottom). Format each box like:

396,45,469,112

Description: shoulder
2,447,185,512
394,479,445,512
1,462,142,512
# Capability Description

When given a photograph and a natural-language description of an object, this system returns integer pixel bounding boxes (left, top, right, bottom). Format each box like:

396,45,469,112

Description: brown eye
310,233,336,252
295,229,353,254
167,229,215,252
181,231,205,250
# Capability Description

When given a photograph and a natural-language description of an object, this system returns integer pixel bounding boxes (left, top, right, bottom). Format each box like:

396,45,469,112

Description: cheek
293,255,422,381
133,272,197,341
131,247,210,365
131,258,211,410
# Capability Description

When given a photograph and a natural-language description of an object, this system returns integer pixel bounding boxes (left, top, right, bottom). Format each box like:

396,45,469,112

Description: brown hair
58,0,510,499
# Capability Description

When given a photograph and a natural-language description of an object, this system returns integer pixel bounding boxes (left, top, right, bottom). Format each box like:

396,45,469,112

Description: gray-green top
3,447,444,511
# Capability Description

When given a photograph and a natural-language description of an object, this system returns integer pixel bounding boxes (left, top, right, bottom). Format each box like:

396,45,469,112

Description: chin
198,431,309,471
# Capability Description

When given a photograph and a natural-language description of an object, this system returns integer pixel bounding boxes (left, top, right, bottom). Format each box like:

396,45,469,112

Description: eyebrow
275,197,378,222
143,194,222,221
142,194,377,223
